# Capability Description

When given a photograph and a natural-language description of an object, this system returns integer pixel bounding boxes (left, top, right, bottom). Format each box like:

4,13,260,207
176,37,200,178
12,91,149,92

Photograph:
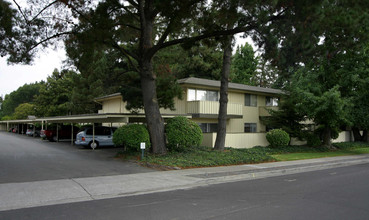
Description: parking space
0,131,153,184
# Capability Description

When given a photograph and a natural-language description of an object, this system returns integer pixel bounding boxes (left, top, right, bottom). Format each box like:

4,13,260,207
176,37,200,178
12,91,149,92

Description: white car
75,126,117,149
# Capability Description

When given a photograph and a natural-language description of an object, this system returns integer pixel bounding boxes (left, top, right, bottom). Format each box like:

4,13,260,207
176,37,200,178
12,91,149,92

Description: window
244,123,257,133
198,123,218,133
266,96,279,106
188,89,219,101
245,94,257,107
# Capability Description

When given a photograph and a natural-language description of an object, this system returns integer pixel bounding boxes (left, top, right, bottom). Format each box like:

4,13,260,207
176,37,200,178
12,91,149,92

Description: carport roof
0,113,134,124
0,113,187,124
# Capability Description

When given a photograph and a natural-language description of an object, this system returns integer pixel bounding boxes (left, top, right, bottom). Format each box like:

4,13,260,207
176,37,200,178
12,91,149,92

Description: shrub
113,124,151,152
165,116,203,152
305,133,321,147
112,127,125,147
266,129,290,148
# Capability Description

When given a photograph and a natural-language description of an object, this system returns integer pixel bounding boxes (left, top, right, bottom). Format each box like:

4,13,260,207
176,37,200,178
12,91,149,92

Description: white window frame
188,89,219,101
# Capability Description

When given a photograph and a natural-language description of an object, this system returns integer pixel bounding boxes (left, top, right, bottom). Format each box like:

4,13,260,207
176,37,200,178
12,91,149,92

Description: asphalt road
2,163,369,220
0,131,152,183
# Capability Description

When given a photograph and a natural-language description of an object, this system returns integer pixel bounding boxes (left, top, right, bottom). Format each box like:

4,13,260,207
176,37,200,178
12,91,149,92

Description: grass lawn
271,147,369,161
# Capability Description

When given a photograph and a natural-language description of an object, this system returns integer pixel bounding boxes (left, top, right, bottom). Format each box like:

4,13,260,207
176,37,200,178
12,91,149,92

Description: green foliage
0,82,42,118
119,71,183,112
314,125,340,140
165,116,203,152
333,142,369,150
0,0,17,58
154,44,223,80
113,124,151,152
142,146,275,168
305,133,321,148
120,142,369,168
35,69,76,116
230,43,258,85
13,103,35,119
262,92,307,139
266,129,290,148
1,115,13,120
112,126,125,147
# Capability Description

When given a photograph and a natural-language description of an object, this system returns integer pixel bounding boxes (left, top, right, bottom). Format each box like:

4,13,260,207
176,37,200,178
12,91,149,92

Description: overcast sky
0,34,251,98
0,49,66,98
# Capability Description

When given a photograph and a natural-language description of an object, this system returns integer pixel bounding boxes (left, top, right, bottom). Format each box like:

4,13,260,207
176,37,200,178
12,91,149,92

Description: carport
0,113,137,145
0,113,184,146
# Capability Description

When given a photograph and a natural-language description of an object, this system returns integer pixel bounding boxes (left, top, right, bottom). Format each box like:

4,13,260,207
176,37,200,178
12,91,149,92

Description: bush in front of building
165,116,203,152
266,129,290,148
113,124,151,151
305,132,322,147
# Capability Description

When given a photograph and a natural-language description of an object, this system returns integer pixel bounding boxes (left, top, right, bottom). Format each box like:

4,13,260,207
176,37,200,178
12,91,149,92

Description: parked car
26,128,41,137
75,126,117,149
41,125,80,142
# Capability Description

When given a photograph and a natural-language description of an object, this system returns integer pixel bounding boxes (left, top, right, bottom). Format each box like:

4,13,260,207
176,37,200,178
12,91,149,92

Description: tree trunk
321,127,332,148
352,127,363,142
214,36,233,151
140,69,167,154
139,2,167,154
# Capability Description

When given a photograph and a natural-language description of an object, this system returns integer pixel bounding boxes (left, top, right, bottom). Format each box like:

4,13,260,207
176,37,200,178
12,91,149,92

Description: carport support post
56,123,59,142
33,124,36,138
93,123,95,150
71,124,74,145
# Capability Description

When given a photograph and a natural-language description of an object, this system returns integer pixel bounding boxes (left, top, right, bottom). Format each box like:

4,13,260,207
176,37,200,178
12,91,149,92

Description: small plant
113,124,151,152
266,129,290,148
165,116,203,152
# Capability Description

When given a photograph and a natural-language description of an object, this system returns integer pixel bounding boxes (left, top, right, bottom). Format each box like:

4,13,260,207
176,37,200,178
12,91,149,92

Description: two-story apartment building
0,77,351,147
95,77,282,148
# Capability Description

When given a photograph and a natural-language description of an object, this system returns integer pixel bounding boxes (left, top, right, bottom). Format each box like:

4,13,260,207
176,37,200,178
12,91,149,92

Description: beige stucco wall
202,131,353,149
100,94,187,115
202,132,269,148
333,131,352,143
0,123,7,131
102,98,128,114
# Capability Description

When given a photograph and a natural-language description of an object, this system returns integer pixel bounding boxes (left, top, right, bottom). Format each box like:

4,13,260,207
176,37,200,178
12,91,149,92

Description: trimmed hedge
266,129,290,148
165,116,203,152
113,124,151,152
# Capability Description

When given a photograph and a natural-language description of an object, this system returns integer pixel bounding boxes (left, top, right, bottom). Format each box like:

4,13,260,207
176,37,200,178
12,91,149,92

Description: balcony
259,106,279,117
187,101,243,118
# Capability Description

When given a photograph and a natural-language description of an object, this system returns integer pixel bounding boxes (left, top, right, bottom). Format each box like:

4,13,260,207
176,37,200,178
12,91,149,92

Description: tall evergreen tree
230,43,258,85
35,69,76,117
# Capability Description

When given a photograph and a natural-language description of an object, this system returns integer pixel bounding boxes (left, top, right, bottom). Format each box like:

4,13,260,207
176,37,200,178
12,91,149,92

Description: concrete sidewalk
2,154,369,211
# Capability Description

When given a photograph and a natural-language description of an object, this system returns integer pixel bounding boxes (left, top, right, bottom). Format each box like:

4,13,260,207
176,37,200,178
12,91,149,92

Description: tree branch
110,41,139,72
150,24,256,56
126,0,139,9
28,31,73,52
29,0,59,24
12,0,28,23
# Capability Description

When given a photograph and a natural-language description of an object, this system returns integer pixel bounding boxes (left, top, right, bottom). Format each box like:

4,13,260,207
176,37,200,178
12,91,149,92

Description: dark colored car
40,125,80,142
